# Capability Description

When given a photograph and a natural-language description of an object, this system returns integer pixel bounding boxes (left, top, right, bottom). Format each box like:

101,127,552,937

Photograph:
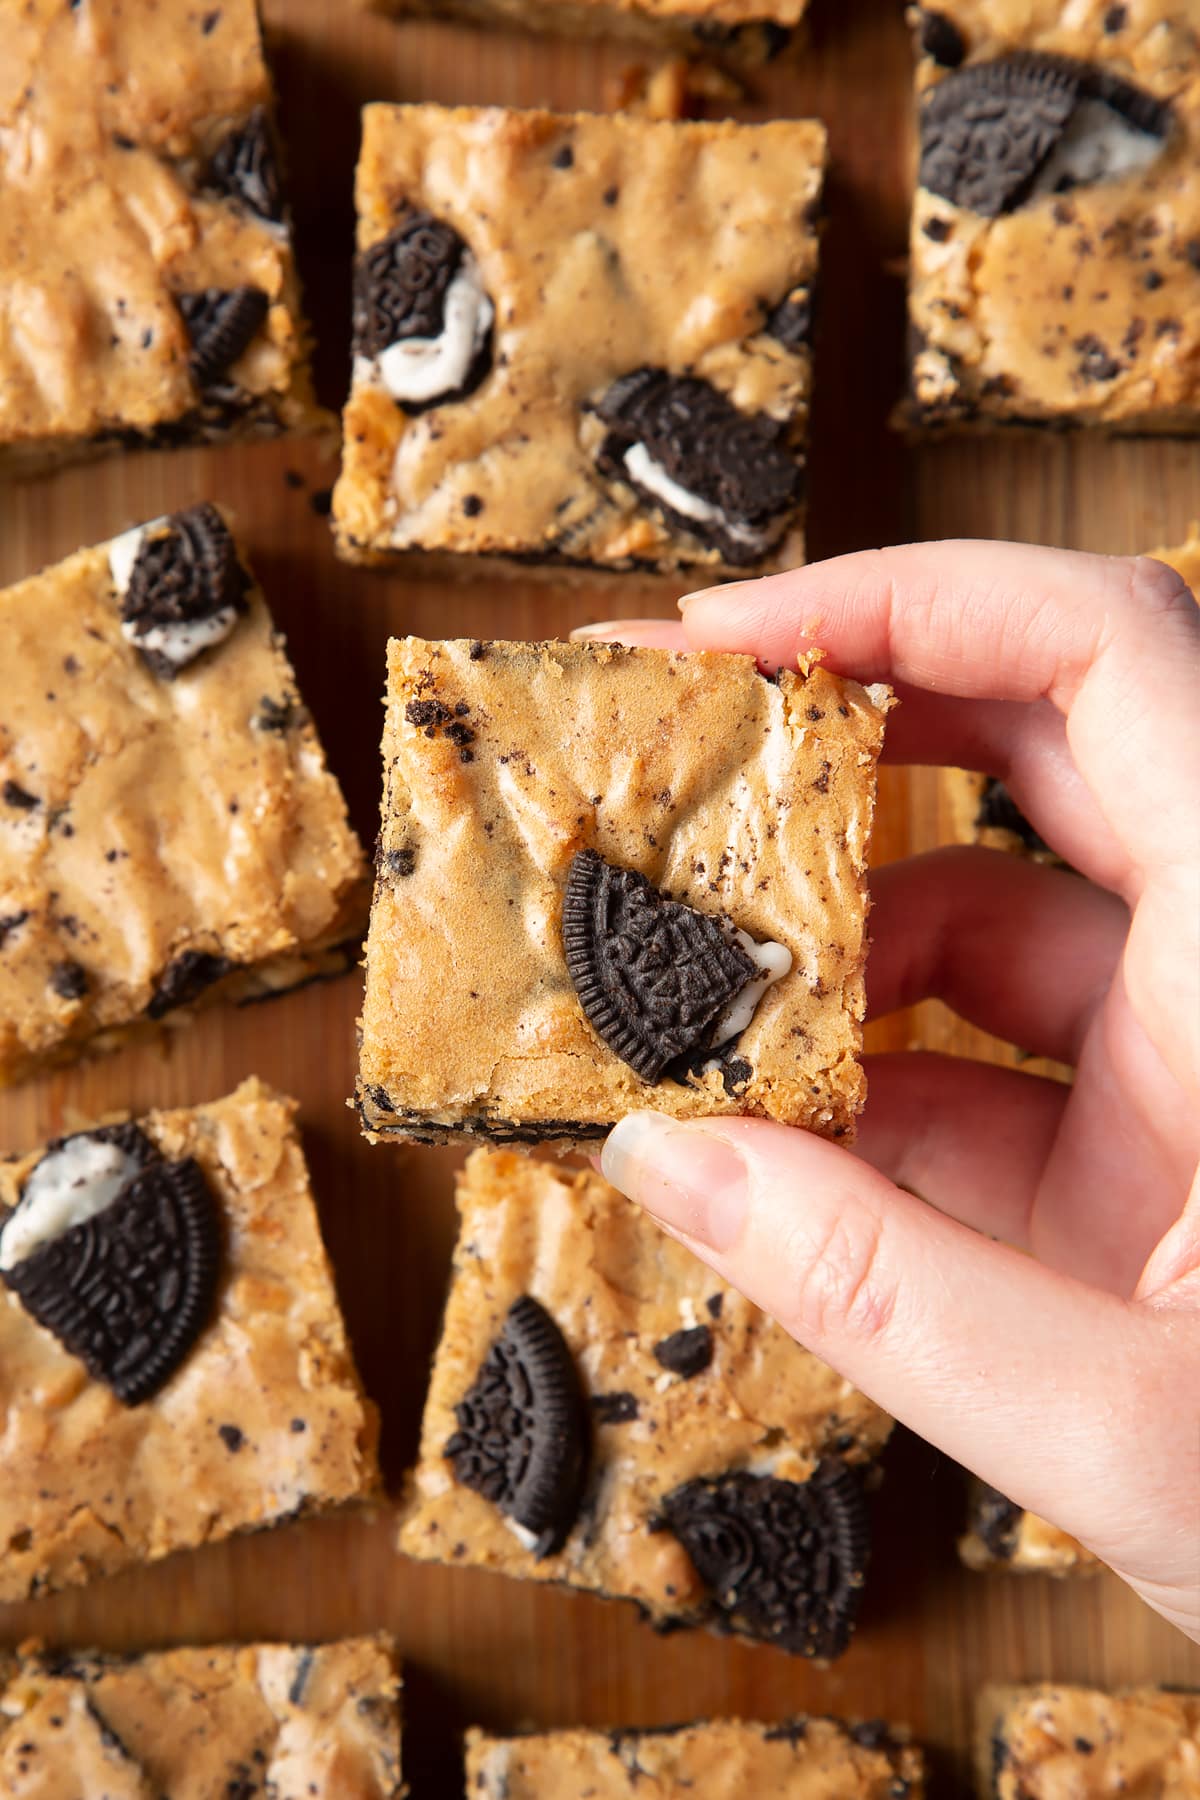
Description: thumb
600,1112,1195,1595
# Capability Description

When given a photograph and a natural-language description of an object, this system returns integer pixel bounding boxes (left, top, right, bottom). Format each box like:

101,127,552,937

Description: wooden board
2,0,1198,1792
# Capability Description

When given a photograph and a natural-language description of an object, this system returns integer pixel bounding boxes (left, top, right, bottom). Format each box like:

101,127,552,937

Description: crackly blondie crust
466,1717,925,1798
904,2,1200,432
0,1637,403,1797
978,1685,1200,1799
0,1080,380,1603
0,504,367,1084
398,1151,892,1661
333,106,825,576
363,0,805,65
357,640,890,1150
0,0,325,474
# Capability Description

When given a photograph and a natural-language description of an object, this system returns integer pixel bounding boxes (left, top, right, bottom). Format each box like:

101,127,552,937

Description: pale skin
574,541,1200,1642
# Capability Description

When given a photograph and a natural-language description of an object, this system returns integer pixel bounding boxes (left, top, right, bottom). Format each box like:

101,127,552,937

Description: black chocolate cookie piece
764,291,813,350
1,1129,222,1406
146,948,235,1018
208,107,284,222
352,211,494,411
178,285,270,388
921,54,1171,217
970,1482,1023,1559
593,369,801,566
121,503,249,680
562,850,756,1084
653,1325,714,1379
975,777,1051,854
918,8,966,68
445,1295,589,1557
591,1390,639,1424
658,1461,870,1659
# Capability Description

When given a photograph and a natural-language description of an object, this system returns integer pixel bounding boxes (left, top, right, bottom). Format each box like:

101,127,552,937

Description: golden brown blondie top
399,1151,890,1660
0,504,367,1084
0,0,322,467
0,1079,380,1604
466,1716,925,1799
357,639,889,1148
0,1636,402,1797
334,106,824,575
906,1,1200,431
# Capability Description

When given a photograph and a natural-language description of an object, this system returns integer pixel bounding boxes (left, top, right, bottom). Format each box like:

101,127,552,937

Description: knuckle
782,1209,898,1349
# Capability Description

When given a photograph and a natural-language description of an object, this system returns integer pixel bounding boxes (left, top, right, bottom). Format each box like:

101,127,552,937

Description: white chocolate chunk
0,1135,139,1271
122,607,240,669
711,927,793,1048
375,256,493,404
1031,99,1166,197
623,443,776,553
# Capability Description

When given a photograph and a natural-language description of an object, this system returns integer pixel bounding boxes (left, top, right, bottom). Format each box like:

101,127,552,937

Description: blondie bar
905,2,1200,431
0,1637,402,1797
0,1080,379,1602
333,106,824,575
960,1481,1095,1575
0,504,367,1084
399,1151,892,1661
363,0,804,64
979,1685,1200,1800
357,640,890,1150
467,1717,925,1798
0,0,325,474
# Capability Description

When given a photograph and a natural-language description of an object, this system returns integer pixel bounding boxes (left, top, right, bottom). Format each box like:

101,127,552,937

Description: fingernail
601,1113,748,1252
677,581,750,613
569,621,630,640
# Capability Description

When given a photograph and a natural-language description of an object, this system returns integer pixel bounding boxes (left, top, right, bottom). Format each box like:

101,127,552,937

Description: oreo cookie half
563,851,791,1084
0,1123,222,1406
920,53,1172,217
208,107,284,222
109,503,249,678
178,285,270,388
352,211,494,410
444,1295,589,1557
659,1462,870,1659
593,369,801,566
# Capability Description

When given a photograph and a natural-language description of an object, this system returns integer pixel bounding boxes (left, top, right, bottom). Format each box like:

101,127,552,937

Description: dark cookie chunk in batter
658,1461,870,1659
146,948,235,1019
918,8,966,68
593,369,801,566
0,1128,221,1406
178,285,270,388
122,503,249,679
208,107,284,222
445,1295,589,1557
652,1325,714,1379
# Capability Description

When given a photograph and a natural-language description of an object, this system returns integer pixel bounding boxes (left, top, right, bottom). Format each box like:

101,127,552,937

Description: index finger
680,541,1200,879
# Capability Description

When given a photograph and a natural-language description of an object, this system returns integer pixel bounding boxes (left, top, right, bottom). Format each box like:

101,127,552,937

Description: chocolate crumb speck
218,1424,244,1452
309,488,333,518
284,469,305,490
49,961,88,1001
552,143,574,169
603,185,619,205
469,640,486,659
291,1417,307,1432
462,493,484,516
3,780,39,810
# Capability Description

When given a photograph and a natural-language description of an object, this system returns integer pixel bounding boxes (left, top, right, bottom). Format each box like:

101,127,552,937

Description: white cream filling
710,928,793,1049
623,443,774,551
122,606,239,667
1031,99,1166,197
504,1517,540,1552
375,257,493,404
0,1135,139,1272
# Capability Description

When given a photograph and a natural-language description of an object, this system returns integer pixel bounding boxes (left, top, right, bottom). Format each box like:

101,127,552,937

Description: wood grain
1,1,1198,1793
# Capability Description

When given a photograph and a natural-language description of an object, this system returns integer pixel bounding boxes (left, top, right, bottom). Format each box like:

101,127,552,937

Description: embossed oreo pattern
179,286,270,388
920,54,1172,218
659,1462,870,1659
595,369,800,565
445,1296,589,1557
562,850,756,1083
208,108,284,222
121,504,249,680
1,1132,222,1407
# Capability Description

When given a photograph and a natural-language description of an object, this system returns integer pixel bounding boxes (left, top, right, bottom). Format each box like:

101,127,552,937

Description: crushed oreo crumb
49,961,89,1001
652,1325,714,1379
146,948,234,1019
591,1391,639,1424
208,107,283,221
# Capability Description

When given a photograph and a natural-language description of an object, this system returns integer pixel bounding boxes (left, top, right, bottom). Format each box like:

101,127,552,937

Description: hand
576,542,1200,1641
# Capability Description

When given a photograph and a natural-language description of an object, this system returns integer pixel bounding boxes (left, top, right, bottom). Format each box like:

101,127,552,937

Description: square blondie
904,2,1200,431
978,1686,1200,1800
0,0,325,473
0,1637,402,1797
399,1151,892,1661
466,1717,925,1798
333,106,825,575
0,504,367,1084
0,1080,380,1602
363,0,805,64
357,640,890,1150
